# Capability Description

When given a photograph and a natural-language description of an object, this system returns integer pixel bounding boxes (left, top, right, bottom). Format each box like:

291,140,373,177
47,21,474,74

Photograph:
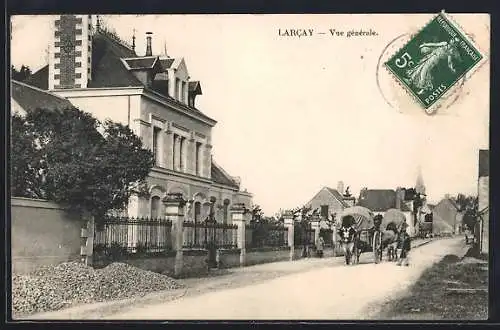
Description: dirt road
103,237,465,320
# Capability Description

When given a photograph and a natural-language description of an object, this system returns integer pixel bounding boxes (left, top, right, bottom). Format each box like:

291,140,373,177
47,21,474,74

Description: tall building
24,15,253,223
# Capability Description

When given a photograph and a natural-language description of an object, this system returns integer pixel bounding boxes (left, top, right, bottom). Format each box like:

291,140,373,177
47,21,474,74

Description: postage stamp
385,11,483,112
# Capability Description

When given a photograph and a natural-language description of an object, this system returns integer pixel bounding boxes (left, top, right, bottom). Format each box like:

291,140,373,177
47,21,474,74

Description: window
320,205,329,218
179,137,184,171
151,196,161,218
172,134,177,170
223,199,230,224
195,142,202,176
153,126,161,166
194,202,201,223
182,81,187,103
175,78,180,101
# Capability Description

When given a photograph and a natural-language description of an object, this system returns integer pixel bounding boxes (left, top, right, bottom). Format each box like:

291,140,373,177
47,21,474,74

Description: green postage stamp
385,11,483,111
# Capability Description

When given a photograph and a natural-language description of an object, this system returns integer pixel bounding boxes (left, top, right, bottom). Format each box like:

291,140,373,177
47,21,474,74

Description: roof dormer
188,81,202,108
121,55,162,88
156,57,190,105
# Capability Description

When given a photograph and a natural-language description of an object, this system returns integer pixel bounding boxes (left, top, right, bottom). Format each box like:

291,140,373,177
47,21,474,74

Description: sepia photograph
9,12,489,320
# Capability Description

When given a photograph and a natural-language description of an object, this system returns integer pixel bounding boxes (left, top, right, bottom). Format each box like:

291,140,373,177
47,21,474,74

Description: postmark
384,11,483,114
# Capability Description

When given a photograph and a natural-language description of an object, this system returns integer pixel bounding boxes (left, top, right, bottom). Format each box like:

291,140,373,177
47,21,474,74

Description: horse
338,224,358,265
383,222,400,262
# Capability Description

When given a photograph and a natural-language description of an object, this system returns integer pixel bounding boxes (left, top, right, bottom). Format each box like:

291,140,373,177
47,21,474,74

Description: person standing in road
316,236,324,258
397,230,411,266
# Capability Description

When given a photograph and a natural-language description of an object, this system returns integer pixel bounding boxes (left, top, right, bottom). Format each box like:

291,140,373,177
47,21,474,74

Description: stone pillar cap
163,192,186,205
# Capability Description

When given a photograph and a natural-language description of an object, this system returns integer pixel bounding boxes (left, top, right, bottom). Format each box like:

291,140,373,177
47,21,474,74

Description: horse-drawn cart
338,206,383,265
381,208,409,262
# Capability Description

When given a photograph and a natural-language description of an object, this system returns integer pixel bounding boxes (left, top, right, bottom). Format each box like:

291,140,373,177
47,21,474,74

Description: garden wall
11,197,86,274
216,248,241,269
93,251,176,275
245,246,291,266
179,249,209,278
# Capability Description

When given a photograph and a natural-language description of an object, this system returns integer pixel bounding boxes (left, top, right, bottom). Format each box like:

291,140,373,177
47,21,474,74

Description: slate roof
88,32,144,88
159,58,175,70
211,161,240,189
357,189,397,212
479,149,489,177
24,65,49,90
324,187,350,208
23,30,216,124
11,80,74,113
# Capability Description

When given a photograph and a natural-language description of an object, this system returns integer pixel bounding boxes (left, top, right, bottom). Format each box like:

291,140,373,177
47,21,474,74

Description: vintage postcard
10,13,489,321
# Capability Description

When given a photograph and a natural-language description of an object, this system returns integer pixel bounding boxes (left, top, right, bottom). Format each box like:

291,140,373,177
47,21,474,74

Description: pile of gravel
12,261,183,317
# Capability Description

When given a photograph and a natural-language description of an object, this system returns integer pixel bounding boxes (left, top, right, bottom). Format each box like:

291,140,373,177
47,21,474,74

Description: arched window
194,201,202,223
151,196,161,219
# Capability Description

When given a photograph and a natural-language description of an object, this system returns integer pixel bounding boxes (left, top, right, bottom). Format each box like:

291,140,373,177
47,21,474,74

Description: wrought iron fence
93,216,173,257
294,221,315,246
182,221,238,249
245,223,288,248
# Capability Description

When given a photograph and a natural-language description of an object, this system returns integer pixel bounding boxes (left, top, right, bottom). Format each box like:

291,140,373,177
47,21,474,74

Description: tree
11,107,154,220
453,193,478,213
454,194,479,231
11,65,32,81
11,114,43,198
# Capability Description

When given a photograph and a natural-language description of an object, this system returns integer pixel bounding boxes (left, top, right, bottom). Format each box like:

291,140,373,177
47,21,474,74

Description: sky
10,14,490,215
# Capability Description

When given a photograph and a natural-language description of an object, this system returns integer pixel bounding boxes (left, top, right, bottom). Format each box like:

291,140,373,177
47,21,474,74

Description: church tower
48,15,94,90
415,165,426,195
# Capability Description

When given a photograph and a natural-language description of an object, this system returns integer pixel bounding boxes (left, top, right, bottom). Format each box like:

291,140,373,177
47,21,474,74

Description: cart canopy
382,208,407,232
339,206,374,230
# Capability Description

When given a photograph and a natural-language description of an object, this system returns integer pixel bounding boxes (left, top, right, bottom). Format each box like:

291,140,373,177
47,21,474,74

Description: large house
16,14,252,223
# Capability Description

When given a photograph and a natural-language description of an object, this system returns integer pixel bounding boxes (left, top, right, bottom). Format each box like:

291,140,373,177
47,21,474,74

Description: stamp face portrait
385,12,483,111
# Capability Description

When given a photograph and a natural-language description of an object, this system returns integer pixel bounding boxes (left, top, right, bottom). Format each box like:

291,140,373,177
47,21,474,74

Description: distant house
432,197,462,235
357,188,415,234
305,182,354,227
478,149,489,254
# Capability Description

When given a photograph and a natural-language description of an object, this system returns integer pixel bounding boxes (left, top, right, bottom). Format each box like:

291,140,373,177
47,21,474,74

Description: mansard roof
23,30,215,124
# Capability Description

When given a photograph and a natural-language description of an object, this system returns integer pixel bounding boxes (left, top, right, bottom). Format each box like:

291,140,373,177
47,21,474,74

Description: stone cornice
195,132,206,139
172,122,190,132
142,89,217,127
133,118,151,127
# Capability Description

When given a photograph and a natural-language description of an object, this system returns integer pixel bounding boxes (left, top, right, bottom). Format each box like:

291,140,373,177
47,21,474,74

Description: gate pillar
163,192,186,277
311,218,321,247
283,210,295,261
231,203,247,266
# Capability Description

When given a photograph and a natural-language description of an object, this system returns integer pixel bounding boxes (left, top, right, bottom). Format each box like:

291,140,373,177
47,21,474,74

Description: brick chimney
49,14,94,90
145,32,153,56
